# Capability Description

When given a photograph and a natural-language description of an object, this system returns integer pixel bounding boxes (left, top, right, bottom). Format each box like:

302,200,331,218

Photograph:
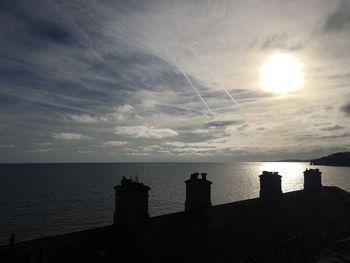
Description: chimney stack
259,171,282,199
113,176,151,225
185,173,212,213
303,169,322,193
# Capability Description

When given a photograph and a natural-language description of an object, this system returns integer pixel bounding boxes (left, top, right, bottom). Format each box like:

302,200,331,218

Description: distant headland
310,152,350,167
272,151,350,167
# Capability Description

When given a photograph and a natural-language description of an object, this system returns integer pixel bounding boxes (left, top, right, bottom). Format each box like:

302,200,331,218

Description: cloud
341,102,350,116
77,150,94,154
205,120,239,128
165,141,216,149
114,126,178,139
0,144,15,148
320,132,350,139
70,114,105,124
127,152,150,156
163,138,229,155
250,34,303,51
29,19,78,46
26,148,57,153
35,142,53,147
52,132,92,140
323,1,350,32
102,141,128,147
127,145,162,155
320,124,345,131
106,104,136,121
193,129,208,134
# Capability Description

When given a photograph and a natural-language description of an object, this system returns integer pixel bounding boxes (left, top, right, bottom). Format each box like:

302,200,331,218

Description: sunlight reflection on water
209,162,310,206
258,162,308,193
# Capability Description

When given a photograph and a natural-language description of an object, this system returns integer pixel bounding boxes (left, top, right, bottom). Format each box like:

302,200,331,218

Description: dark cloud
29,20,77,45
341,102,350,116
0,1,79,49
205,120,239,128
249,34,303,51
326,73,350,80
323,1,350,32
234,89,271,101
321,132,350,139
320,124,345,131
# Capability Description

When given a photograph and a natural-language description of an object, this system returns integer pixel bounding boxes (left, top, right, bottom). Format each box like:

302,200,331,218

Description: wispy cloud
250,34,304,51
70,114,106,124
320,124,345,131
193,129,208,134
77,150,94,154
52,132,92,140
320,132,350,139
205,120,240,128
106,105,136,121
26,148,57,153
102,141,128,147
34,142,53,147
114,126,178,139
0,144,15,148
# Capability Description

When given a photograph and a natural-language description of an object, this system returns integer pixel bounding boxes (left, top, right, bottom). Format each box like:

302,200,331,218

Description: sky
0,0,350,163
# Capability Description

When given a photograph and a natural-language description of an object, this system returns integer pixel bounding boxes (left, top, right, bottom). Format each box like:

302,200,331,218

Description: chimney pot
303,169,322,193
185,173,212,213
113,177,151,225
259,171,282,199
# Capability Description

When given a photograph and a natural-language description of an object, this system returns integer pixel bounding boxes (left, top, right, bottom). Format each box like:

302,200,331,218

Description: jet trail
184,42,240,108
157,40,213,114
130,0,213,115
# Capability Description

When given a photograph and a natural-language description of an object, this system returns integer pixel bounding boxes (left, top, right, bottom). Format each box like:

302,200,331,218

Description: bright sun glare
259,53,304,94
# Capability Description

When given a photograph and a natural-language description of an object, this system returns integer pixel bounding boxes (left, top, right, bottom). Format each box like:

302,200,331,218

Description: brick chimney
113,176,151,225
259,171,282,199
304,169,322,193
185,173,212,213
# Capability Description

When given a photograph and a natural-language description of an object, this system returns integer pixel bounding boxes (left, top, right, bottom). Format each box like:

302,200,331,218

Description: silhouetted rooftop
1,186,350,263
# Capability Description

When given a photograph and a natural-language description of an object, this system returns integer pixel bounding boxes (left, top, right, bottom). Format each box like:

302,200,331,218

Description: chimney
303,169,322,193
259,171,282,199
185,173,212,213
113,176,151,225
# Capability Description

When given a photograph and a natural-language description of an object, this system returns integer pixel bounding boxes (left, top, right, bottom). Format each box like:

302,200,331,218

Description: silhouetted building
185,173,212,212
304,168,323,193
2,170,350,263
113,176,151,225
259,171,282,199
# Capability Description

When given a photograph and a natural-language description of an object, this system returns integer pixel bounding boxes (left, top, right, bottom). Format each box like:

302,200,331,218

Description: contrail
156,0,234,113
128,0,213,115
156,39,213,114
183,41,240,108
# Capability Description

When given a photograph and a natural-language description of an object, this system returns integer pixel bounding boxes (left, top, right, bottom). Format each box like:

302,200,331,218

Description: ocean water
0,162,349,245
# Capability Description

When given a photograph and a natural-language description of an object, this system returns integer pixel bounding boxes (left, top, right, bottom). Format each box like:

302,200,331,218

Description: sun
259,53,304,94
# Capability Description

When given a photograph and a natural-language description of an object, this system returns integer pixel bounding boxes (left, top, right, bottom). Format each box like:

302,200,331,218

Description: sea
1,162,350,246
